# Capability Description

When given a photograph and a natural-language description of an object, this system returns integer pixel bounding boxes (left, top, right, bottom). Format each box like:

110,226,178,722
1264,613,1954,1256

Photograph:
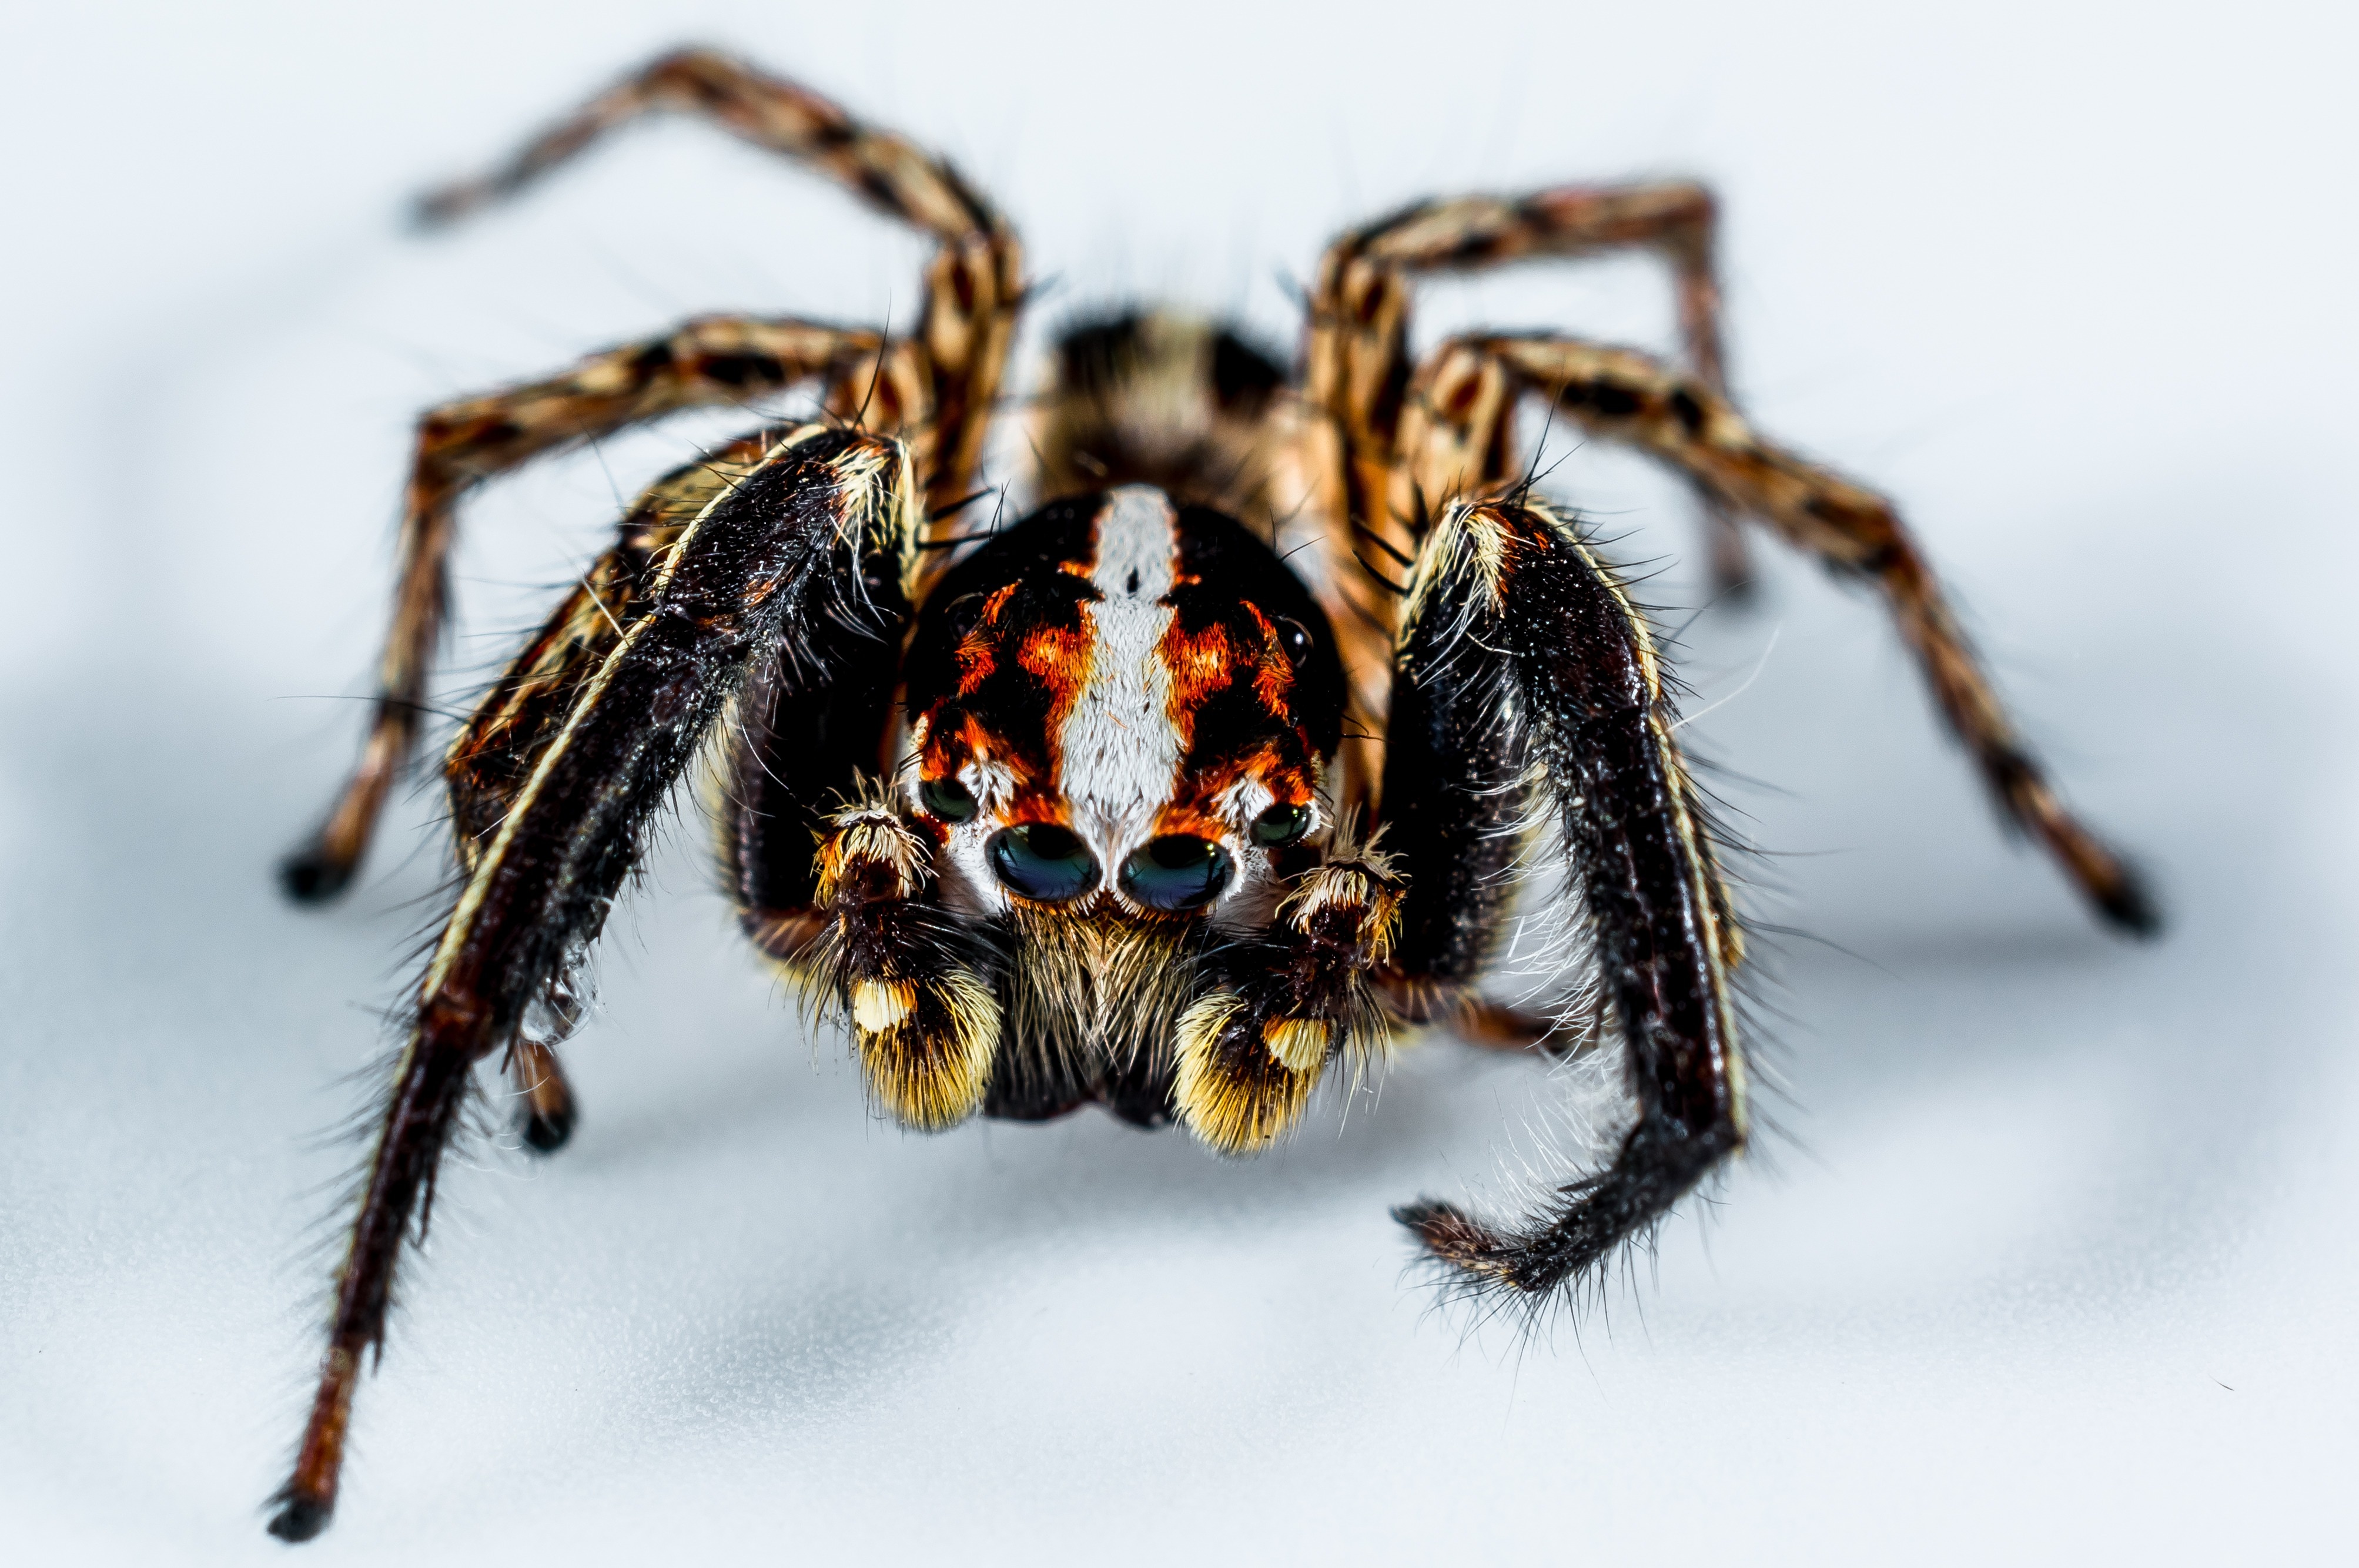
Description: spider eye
987,824,1099,902
1250,802,1312,847
1119,835,1235,913
942,592,991,639
921,775,978,823
1274,617,1314,667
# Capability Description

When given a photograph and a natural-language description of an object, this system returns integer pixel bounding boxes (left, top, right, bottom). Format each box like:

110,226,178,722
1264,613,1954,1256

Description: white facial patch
1060,486,1185,863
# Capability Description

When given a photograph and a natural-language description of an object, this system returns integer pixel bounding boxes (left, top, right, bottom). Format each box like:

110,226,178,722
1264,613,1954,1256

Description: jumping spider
266,49,2156,1542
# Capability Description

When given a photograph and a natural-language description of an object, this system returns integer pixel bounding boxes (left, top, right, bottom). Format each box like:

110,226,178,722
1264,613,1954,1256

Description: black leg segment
1383,498,1745,1301
270,425,922,1541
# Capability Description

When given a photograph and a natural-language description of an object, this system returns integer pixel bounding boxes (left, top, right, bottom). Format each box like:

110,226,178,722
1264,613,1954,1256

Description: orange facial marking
1156,740,1313,841
1018,622,1092,726
1239,603,1297,717
952,583,1020,697
1164,622,1234,711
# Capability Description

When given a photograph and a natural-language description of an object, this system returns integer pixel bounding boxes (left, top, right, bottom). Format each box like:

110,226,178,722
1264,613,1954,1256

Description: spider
265,48,2157,1542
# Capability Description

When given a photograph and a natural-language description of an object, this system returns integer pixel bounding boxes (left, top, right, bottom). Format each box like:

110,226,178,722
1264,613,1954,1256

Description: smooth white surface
4,3,2354,1562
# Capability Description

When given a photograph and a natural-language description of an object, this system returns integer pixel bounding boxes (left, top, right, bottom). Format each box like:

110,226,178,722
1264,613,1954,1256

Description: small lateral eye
988,823,1099,902
921,775,978,823
1250,802,1312,847
942,592,990,639
1273,617,1314,667
1119,835,1235,913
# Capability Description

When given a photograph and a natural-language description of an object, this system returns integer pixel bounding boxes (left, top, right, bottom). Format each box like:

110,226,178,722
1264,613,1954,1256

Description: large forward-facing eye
1119,835,1235,913
987,824,1099,902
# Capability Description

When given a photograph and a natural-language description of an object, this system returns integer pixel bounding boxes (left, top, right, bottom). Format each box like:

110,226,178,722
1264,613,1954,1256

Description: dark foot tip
520,1104,575,1154
278,849,354,905
2096,871,2165,940
266,1496,332,1543
408,190,463,232
1394,1200,1534,1292
1392,1198,1479,1252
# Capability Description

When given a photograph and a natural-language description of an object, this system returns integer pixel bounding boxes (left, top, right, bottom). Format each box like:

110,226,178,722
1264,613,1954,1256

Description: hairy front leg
422,429,804,1145
1386,498,1745,1302
269,426,921,1542
412,46,1025,522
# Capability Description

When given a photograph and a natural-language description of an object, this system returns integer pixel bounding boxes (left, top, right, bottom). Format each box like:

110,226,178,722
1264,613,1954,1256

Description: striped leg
281,321,922,902
1306,182,1741,632
268,427,922,1543
413,46,1026,518
1385,498,1746,1301
1398,333,2156,934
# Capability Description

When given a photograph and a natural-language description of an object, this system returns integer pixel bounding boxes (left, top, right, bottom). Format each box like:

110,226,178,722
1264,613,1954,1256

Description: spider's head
899,485,1344,930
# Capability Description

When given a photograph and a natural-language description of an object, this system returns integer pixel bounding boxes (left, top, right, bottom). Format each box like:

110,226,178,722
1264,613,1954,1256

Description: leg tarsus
510,1038,577,1154
265,1492,333,1543
1396,1120,1738,1297
2088,854,2163,937
277,845,357,904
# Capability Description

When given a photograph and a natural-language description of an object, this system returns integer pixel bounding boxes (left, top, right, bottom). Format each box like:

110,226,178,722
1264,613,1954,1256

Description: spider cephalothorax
863,485,1354,1130
265,49,2155,1542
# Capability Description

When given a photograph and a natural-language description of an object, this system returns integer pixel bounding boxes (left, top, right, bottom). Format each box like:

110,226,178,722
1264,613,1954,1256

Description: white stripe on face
1060,486,1184,857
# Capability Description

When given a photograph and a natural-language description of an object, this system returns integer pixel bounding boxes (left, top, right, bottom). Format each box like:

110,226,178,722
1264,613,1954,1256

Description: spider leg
1306,182,1746,628
412,46,1025,519
1406,333,2156,934
281,320,924,903
1382,498,1745,1302
504,1037,575,1151
267,426,921,1543
719,608,908,970
426,429,799,1148
1173,836,1404,1153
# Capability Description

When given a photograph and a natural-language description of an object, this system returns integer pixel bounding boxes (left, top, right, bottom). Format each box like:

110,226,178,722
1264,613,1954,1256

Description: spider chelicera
266,48,2157,1541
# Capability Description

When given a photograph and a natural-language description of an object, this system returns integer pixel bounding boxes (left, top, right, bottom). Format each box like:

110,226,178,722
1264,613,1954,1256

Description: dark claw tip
266,1495,332,1543
410,182,487,233
2096,869,2165,940
521,1103,575,1155
278,848,354,905
1392,1198,1476,1250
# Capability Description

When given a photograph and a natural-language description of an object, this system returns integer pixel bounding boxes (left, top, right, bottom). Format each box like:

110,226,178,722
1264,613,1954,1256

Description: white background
4,2,2354,1562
